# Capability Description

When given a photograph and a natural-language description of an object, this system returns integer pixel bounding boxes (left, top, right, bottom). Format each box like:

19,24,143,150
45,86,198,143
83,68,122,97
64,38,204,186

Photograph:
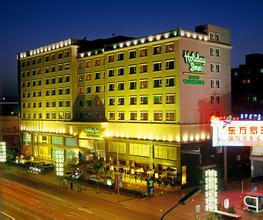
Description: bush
227,205,236,214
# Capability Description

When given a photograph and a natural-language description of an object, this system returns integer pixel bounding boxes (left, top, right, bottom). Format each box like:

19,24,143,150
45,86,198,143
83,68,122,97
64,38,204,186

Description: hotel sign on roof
211,120,263,147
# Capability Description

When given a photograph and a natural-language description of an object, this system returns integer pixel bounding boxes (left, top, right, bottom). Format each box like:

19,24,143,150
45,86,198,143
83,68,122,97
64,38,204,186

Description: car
89,175,101,183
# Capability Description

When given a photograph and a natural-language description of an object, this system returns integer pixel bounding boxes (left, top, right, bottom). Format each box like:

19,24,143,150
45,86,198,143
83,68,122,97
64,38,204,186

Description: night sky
1,0,263,98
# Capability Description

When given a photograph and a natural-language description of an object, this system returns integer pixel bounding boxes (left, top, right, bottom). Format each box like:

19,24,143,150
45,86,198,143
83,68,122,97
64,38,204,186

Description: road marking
0,211,15,220
78,207,93,214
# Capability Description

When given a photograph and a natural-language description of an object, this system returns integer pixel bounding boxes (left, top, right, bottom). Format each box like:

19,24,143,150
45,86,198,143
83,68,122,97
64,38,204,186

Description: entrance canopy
211,117,263,147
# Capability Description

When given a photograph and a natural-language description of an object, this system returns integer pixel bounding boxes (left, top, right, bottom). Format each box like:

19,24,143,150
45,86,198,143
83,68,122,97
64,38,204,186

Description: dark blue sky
1,0,263,98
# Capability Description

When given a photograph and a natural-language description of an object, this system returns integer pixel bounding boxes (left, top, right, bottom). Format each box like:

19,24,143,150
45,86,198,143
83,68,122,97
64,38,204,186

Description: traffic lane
0,179,108,220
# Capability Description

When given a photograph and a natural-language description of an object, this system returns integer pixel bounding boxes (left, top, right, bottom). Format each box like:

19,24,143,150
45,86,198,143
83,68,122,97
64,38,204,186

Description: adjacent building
18,24,231,185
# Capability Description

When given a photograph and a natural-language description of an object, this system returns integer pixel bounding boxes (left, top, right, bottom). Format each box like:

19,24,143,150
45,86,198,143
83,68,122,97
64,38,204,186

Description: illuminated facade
18,24,231,183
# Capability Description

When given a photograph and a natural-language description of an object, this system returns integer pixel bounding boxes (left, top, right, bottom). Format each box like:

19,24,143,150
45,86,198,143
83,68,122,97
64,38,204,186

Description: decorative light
52,44,55,49
189,135,194,141
60,41,64,47
48,45,51,51
156,35,161,40
44,46,48,52
186,32,191,38
64,40,68,46
173,31,177,36
56,43,59,48
168,136,173,142
164,33,169,39
198,35,203,40
55,149,64,176
162,136,166,141
192,33,197,39
148,36,154,42
205,169,218,212
140,38,145,43
68,39,72,45
182,134,188,142
181,31,185,36
204,36,208,41
119,43,124,48
176,135,180,142
87,52,91,56
133,40,138,45
195,134,200,141
201,132,206,140
80,53,84,58
126,41,131,46
0,141,7,162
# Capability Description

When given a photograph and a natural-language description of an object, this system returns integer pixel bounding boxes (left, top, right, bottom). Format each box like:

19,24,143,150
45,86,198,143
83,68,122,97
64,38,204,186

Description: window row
20,50,70,67
21,111,71,120
106,94,176,106
22,100,71,108
209,32,220,42
108,111,176,121
210,63,220,72
77,43,175,69
21,75,70,88
210,79,220,88
22,88,70,98
210,47,220,57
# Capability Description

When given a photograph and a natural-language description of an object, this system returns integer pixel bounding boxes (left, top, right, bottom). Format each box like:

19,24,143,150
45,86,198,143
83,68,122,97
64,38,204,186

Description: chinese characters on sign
205,169,218,212
211,120,263,147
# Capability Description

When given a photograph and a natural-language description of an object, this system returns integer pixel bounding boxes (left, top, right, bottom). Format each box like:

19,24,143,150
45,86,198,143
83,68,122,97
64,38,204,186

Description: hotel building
18,24,231,185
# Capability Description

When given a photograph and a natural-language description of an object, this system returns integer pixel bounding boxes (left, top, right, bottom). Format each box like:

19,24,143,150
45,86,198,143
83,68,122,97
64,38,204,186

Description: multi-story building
232,53,263,115
0,98,20,156
18,24,231,185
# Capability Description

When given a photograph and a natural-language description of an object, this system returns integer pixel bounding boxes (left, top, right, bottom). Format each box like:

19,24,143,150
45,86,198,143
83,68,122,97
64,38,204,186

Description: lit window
166,94,175,104
140,64,148,73
140,111,148,121
109,112,115,120
130,112,137,120
86,73,92,81
153,111,162,121
85,60,91,68
78,87,84,94
153,95,162,104
140,80,148,89
139,48,147,57
108,54,114,62
140,96,148,104
165,44,174,53
166,111,176,121
130,96,137,105
95,59,100,66
78,62,84,69
153,45,161,55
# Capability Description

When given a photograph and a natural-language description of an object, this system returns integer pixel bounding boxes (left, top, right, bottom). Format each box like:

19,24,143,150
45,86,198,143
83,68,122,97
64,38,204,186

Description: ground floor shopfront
20,120,212,185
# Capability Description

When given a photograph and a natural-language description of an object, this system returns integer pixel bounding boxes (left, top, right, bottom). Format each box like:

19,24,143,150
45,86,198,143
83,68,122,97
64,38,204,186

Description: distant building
17,24,231,186
232,54,263,114
0,98,20,156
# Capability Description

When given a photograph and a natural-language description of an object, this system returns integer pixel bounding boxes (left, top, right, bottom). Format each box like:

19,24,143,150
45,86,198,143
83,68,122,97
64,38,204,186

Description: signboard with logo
85,128,100,136
211,118,263,147
183,50,206,85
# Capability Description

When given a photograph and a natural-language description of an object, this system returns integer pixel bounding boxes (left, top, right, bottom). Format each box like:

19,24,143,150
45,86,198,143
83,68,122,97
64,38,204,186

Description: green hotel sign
183,75,205,85
183,51,206,72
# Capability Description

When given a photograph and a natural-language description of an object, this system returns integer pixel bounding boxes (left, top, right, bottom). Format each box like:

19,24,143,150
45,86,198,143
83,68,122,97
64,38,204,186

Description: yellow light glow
195,134,200,141
148,36,154,41
119,43,124,48
168,136,173,142
80,53,84,58
162,136,166,141
186,32,191,37
164,33,169,38
149,134,153,140
126,41,131,46
115,132,119,137
204,36,208,41
155,136,159,141
133,40,138,45
156,35,161,40
189,135,194,141
201,132,206,140
207,134,210,139
176,135,180,142
182,134,188,142
181,31,185,36
198,35,203,40
140,38,145,43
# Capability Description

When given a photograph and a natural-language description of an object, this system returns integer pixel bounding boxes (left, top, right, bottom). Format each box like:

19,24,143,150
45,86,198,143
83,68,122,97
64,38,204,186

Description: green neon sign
183,51,206,72
183,75,205,85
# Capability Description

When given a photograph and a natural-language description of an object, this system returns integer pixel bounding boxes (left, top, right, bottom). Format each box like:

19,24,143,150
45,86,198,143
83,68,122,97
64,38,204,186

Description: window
153,78,162,88
166,94,175,104
215,34,220,41
51,89,56,96
86,86,91,93
85,99,92,107
139,48,147,57
129,81,136,89
211,79,220,88
65,112,71,119
32,69,36,75
153,45,161,55
109,97,115,105
65,75,70,82
108,83,114,91
78,62,84,69
33,102,36,108
58,88,63,95
130,96,137,105
46,101,50,107
38,113,42,119
108,54,114,62
37,57,41,63
118,97,125,105
108,69,114,77
95,59,100,66
95,72,100,79
129,50,136,59
210,63,220,72
129,65,136,74
58,112,64,119
79,87,84,94
153,111,162,121
50,54,55,61
153,62,162,71
64,63,69,70
27,71,30,76
45,90,50,96
165,43,174,53
210,47,220,57
153,95,162,104
32,81,36,86
38,91,42,97
165,60,175,70
86,73,92,81
95,85,100,93
109,112,115,120
166,111,176,121
45,56,49,62
166,77,175,87
51,77,56,84
38,80,41,86
85,60,91,68
140,80,148,89
27,103,30,108
118,82,124,90
27,92,30,98
117,67,124,76
64,50,70,58
139,64,148,73
79,100,83,107
58,64,63,71
58,53,63,59
118,112,125,120
52,112,56,119
211,96,220,104
117,53,124,61
51,101,56,107
65,88,70,94
37,68,41,75
65,100,70,107
38,102,42,108
130,112,137,121
140,111,148,121
50,65,55,72
46,113,50,119
27,81,30,87
45,78,50,85
140,96,148,104
59,100,63,107
58,76,63,83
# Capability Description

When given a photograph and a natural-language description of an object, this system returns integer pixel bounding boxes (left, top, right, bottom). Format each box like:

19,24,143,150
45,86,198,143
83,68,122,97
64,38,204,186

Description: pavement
2,164,263,220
